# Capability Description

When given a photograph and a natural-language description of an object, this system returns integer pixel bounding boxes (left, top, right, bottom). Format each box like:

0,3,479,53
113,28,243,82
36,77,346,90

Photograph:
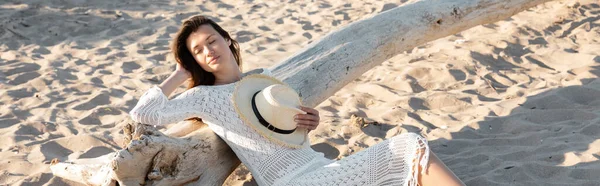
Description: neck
213,69,242,85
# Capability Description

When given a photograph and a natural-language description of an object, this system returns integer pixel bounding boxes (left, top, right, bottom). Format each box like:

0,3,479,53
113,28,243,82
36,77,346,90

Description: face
186,24,236,73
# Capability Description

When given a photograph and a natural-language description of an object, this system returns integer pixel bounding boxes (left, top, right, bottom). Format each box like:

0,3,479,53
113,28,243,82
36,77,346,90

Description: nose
204,46,214,56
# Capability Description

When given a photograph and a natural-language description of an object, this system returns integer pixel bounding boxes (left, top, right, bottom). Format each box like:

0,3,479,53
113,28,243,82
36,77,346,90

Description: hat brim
232,74,309,149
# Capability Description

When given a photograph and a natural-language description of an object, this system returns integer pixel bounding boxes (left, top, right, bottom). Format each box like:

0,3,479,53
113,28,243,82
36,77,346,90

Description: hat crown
264,85,302,109
232,74,308,148
256,85,305,130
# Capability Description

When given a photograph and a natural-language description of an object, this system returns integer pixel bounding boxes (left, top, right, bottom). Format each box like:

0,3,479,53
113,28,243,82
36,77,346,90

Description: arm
129,63,200,125
129,85,206,125
159,63,191,98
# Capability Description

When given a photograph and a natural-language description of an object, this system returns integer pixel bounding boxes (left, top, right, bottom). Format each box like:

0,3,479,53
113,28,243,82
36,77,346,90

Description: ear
226,39,232,46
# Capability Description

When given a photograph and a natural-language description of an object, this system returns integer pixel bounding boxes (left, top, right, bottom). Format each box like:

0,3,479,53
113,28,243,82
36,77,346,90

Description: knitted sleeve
129,85,206,125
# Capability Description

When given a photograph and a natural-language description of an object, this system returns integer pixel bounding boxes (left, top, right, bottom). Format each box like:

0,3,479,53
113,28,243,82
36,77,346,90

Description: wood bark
50,0,553,185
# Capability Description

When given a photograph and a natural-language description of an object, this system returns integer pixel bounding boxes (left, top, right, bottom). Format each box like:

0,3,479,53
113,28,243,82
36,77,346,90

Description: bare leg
419,150,465,186
163,119,207,137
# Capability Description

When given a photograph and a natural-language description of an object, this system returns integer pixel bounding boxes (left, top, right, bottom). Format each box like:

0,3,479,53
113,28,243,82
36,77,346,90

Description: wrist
173,70,190,80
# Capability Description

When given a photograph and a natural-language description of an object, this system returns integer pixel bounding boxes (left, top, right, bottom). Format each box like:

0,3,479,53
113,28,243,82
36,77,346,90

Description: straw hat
232,74,309,149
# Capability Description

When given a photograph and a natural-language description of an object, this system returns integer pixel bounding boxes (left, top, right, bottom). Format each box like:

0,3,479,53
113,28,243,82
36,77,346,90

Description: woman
129,15,464,186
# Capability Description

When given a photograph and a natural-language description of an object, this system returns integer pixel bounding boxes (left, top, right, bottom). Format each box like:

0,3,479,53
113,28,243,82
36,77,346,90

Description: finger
295,120,316,126
295,116,317,122
297,124,312,129
295,119,319,126
297,124,317,130
308,114,320,122
295,114,319,121
297,123,318,130
296,121,318,129
297,124,309,128
308,108,319,116
300,106,318,115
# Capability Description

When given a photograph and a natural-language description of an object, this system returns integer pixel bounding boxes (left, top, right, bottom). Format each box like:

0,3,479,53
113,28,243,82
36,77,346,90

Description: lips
208,56,220,64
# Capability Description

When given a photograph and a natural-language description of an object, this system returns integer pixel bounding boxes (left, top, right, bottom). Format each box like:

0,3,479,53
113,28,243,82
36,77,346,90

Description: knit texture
129,68,429,186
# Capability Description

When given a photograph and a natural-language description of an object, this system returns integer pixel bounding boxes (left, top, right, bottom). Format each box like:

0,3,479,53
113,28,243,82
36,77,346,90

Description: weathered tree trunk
272,0,554,107
51,0,553,185
52,120,239,186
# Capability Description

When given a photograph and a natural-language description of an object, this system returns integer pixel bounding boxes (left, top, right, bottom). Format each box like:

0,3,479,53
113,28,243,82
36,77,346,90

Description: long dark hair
172,15,242,89
172,16,242,124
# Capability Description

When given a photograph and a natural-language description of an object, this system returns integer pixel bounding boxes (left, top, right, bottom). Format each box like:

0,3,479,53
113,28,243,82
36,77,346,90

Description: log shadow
432,78,600,185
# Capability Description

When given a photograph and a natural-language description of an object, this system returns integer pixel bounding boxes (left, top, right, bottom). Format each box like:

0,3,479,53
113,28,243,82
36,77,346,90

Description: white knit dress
129,68,430,186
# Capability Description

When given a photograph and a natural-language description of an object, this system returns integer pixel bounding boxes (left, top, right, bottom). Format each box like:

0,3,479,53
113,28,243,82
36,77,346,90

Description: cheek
193,56,209,68
219,43,233,59
218,40,230,52
193,56,202,64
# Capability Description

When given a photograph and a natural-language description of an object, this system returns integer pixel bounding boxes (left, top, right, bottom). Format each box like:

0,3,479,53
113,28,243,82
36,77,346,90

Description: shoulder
175,85,210,99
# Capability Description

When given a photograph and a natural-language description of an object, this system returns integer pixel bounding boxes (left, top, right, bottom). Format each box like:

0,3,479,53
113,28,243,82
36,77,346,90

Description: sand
1,0,599,185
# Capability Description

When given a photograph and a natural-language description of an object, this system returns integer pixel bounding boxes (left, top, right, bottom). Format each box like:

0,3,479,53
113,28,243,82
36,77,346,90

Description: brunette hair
172,15,242,89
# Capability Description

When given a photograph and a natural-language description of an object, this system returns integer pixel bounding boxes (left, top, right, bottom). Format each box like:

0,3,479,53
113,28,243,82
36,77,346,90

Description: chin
209,62,220,68
208,64,227,73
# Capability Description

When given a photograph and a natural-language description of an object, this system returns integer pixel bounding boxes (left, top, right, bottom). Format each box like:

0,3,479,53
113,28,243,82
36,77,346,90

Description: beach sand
1,0,599,185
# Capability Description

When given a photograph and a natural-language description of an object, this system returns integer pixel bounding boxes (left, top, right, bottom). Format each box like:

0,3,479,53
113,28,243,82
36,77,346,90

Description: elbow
129,109,142,123
129,108,162,125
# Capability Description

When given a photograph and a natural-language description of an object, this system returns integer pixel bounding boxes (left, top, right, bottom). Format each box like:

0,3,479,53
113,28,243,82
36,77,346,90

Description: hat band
251,91,296,134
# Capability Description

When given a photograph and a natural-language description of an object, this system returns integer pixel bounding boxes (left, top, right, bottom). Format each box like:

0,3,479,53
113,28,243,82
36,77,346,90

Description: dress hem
404,135,430,186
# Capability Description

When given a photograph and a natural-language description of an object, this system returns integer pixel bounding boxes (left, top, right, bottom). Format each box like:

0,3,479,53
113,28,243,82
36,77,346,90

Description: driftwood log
50,0,554,185
51,121,239,186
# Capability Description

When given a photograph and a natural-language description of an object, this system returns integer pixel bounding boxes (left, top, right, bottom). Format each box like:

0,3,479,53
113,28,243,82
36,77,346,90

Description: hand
159,63,192,97
175,63,192,80
295,106,320,132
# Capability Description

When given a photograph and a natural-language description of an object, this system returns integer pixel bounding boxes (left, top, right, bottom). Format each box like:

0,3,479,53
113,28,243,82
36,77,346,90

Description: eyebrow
192,34,215,52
